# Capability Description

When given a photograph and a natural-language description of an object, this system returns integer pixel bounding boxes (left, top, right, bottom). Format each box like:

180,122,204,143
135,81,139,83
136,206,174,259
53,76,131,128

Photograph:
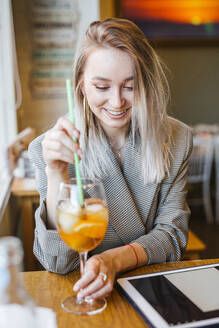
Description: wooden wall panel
12,0,67,137
99,0,116,19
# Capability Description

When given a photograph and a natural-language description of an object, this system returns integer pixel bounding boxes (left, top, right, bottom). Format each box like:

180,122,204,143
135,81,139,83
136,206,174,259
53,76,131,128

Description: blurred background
1,0,219,270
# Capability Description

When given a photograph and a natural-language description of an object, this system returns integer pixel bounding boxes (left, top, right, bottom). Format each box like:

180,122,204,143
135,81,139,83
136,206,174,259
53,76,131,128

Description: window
0,0,22,217
0,0,21,176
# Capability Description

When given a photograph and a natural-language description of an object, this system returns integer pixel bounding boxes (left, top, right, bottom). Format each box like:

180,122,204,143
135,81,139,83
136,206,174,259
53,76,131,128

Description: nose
109,88,125,109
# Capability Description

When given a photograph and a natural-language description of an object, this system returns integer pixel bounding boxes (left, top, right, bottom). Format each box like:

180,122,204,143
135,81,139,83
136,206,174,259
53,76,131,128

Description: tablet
117,263,219,328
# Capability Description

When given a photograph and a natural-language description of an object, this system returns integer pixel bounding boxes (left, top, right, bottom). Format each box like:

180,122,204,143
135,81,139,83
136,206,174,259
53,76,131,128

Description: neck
101,124,129,149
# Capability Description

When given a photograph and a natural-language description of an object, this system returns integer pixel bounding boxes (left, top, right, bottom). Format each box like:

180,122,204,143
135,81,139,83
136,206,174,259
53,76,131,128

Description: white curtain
0,0,21,177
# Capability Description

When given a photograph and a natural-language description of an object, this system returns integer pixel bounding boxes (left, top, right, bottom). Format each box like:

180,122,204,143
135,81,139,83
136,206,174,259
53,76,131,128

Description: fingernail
85,296,92,301
73,131,79,139
77,292,84,299
73,283,79,291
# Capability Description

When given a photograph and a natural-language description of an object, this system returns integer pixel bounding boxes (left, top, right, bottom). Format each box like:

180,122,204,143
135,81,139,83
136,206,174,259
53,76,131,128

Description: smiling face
82,47,134,138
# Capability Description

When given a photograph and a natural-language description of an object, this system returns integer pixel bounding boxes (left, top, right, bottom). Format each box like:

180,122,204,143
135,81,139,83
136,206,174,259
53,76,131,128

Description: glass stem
79,252,88,277
76,252,88,304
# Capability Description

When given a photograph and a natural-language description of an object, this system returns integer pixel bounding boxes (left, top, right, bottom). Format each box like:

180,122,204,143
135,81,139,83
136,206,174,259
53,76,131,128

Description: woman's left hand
73,253,116,300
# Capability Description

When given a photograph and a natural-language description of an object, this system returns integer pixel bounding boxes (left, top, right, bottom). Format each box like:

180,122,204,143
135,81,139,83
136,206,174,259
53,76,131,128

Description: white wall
77,0,99,47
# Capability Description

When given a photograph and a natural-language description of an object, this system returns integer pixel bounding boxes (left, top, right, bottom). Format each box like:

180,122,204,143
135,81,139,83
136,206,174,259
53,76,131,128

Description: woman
29,18,192,300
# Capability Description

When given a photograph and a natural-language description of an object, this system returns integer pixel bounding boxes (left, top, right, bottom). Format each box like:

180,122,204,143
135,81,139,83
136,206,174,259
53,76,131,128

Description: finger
45,150,74,164
73,269,97,292
44,131,82,158
49,129,78,151
45,137,81,159
86,283,113,300
73,258,101,291
54,117,80,139
77,273,107,298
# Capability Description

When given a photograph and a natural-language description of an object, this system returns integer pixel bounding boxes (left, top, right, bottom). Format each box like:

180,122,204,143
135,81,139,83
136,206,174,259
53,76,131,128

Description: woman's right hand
42,116,82,177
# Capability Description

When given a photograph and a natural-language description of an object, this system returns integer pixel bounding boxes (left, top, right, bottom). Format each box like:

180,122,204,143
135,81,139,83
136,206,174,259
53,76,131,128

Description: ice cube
59,200,79,215
58,201,80,233
86,204,104,213
59,214,76,233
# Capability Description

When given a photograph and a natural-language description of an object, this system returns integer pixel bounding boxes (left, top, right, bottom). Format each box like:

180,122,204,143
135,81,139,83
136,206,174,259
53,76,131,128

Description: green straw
66,79,84,207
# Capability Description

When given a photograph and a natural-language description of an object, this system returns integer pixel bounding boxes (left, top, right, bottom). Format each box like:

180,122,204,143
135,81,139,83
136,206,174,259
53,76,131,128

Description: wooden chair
7,127,38,271
7,127,35,173
187,134,214,224
11,178,39,271
214,136,219,224
184,229,206,260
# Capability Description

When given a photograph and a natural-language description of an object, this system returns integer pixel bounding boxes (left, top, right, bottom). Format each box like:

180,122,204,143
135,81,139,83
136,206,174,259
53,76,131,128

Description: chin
108,121,130,129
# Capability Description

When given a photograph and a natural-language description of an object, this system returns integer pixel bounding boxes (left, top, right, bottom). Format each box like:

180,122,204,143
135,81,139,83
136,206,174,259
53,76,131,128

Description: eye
95,86,109,91
123,86,133,91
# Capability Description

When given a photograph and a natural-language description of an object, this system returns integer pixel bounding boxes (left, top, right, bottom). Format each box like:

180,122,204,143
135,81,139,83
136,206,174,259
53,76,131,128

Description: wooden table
23,258,219,328
11,177,39,271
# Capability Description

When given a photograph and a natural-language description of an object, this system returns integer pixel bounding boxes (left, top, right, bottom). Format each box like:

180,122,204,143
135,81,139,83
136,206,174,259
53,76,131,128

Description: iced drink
57,198,108,253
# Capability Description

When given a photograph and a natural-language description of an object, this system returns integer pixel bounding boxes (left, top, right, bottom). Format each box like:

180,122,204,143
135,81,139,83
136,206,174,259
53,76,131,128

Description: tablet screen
129,266,219,326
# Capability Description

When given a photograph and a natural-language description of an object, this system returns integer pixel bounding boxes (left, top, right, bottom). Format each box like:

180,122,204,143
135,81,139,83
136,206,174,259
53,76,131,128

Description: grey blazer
28,117,193,274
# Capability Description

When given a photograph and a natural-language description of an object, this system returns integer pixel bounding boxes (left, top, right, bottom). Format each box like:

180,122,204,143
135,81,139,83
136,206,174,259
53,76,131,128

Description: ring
99,272,107,283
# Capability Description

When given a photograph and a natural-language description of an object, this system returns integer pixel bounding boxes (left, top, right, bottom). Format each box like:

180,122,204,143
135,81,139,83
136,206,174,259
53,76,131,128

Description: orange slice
59,231,95,252
73,221,107,239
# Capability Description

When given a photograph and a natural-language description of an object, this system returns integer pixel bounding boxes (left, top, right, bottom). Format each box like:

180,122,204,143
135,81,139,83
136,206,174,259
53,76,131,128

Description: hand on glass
42,116,83,175
74,253,116,300
57,179,109,315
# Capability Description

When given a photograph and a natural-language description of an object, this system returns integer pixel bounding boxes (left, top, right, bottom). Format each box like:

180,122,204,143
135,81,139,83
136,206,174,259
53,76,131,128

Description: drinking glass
56,178,109,315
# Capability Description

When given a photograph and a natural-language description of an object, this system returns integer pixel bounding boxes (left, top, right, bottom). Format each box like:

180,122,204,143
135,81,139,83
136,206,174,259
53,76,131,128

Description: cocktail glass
56,178,109,315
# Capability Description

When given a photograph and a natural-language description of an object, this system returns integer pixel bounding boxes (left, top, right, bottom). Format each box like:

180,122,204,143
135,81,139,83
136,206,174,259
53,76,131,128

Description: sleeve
28,136,79,274
132,128,193,264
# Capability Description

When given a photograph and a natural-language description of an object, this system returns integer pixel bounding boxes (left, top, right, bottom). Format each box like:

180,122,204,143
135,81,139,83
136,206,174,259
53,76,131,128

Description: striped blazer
28,117,193,274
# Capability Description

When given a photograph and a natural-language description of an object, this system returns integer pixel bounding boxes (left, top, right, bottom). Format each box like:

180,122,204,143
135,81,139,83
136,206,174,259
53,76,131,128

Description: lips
107,109,127,115
103,107,130,119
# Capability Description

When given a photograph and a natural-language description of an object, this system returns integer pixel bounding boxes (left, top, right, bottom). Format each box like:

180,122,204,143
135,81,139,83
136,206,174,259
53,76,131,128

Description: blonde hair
73,18,171,183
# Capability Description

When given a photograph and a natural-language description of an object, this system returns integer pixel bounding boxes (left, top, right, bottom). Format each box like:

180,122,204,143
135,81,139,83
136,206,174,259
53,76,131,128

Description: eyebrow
91,76,134,82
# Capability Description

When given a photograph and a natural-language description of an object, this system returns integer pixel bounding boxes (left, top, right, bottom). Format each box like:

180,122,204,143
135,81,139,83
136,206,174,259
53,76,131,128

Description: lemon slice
73,221,106,239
